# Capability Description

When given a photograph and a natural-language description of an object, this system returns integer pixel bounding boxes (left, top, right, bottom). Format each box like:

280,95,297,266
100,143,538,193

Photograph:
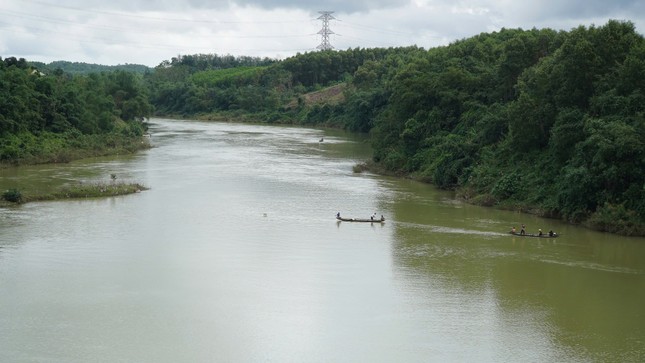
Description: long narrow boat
336,216,385,223
509,231,558,238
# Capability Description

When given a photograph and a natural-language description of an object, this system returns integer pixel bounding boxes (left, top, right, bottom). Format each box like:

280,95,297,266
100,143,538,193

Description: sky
1,0,643,67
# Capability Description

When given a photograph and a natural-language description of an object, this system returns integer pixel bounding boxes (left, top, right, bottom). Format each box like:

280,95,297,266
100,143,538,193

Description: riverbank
354,160,645,237
0,132,152,168
156,111,291,125
1,182,148,207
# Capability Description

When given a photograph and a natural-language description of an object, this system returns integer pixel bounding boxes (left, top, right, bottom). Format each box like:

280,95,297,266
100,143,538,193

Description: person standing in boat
371,213,376,221
520,224,526,235
538,228,543,236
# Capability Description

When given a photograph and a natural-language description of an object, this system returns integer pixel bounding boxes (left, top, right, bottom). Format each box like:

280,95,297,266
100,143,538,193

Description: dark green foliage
278,48,407,88
145,49,410,118
361,20,644,234
4,20,642,234
158,54,276,72
548,108,586,162
2,188,23,203
491,172,522,200
430,134,475,189
0,59,152,164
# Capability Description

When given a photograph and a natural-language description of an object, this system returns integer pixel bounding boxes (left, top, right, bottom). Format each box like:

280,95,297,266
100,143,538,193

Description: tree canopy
143,21,643,234
2,20,643,234
0,56,152,164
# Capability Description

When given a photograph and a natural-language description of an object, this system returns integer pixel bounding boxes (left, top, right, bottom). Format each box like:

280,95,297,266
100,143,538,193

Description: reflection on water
1,118,644,362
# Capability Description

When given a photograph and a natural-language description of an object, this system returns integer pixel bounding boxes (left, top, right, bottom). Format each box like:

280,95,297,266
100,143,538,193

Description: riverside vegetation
0,57,152,203
1,20,643,235
0,57,152,166
1,182,148,207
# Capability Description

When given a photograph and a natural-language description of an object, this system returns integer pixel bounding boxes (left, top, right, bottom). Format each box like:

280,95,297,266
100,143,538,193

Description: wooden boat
336,216,385,223
509,231,558,238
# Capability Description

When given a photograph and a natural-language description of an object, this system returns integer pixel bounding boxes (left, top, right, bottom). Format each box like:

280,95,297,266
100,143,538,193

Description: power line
17,0,308,24
335,21,416,37
0,21,315,55
0,9,313,40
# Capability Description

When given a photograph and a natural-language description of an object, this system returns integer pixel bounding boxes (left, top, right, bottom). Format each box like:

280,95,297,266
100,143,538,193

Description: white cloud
0,0,643,66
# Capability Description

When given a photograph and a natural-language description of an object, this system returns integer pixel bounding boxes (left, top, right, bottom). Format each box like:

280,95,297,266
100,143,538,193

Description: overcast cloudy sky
1,0,643,67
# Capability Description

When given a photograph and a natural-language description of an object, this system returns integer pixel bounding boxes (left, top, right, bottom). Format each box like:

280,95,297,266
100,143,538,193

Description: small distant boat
336,216,385,223
509,231,558,238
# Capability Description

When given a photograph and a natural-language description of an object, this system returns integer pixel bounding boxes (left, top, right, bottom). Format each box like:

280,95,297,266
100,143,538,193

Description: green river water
1,118,644,362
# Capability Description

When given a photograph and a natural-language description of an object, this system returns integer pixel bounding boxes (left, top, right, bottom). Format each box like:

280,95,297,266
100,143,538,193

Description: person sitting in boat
520,224,526,235
511,226,516,234
548,230,555,237
336,212,341,219
380,215,385,221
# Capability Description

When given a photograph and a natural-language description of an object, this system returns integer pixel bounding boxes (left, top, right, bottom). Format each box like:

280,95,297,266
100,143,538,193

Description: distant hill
30,60,151,74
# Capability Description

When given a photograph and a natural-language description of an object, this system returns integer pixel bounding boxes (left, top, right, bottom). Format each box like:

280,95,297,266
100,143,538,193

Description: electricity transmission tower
316,11,335,50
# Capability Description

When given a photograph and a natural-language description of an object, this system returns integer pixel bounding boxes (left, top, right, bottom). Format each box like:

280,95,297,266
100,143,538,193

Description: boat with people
336,216,385,223
509,231,558,238
509,225,558,238
336,212,385,223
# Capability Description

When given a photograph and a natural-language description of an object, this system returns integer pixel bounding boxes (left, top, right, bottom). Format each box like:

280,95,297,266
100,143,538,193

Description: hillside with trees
143,50,394,120
0,56,152,165
361,21,645,235
145,20,644,235
1,20,643,235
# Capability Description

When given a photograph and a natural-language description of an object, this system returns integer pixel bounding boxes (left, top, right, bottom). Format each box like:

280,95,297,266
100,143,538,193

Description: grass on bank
1,182,148,206
0,130,152,168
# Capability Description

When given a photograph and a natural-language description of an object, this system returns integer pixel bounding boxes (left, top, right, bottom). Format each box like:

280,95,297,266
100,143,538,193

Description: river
1,118,644,362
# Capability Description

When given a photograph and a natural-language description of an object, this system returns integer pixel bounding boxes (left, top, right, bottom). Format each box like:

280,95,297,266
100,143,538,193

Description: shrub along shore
0,132,151,168
353,160,645,236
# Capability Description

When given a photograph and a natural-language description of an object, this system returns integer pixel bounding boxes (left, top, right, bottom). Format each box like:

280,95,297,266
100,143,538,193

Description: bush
381,150,407,174
2,188,23,203
585,202,645,236
492,172,521,199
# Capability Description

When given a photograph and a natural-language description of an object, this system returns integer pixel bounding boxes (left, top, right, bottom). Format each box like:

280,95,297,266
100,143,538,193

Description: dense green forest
0,56,152,164
1,20,643,235
143,20,645,235
363,21,645,235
